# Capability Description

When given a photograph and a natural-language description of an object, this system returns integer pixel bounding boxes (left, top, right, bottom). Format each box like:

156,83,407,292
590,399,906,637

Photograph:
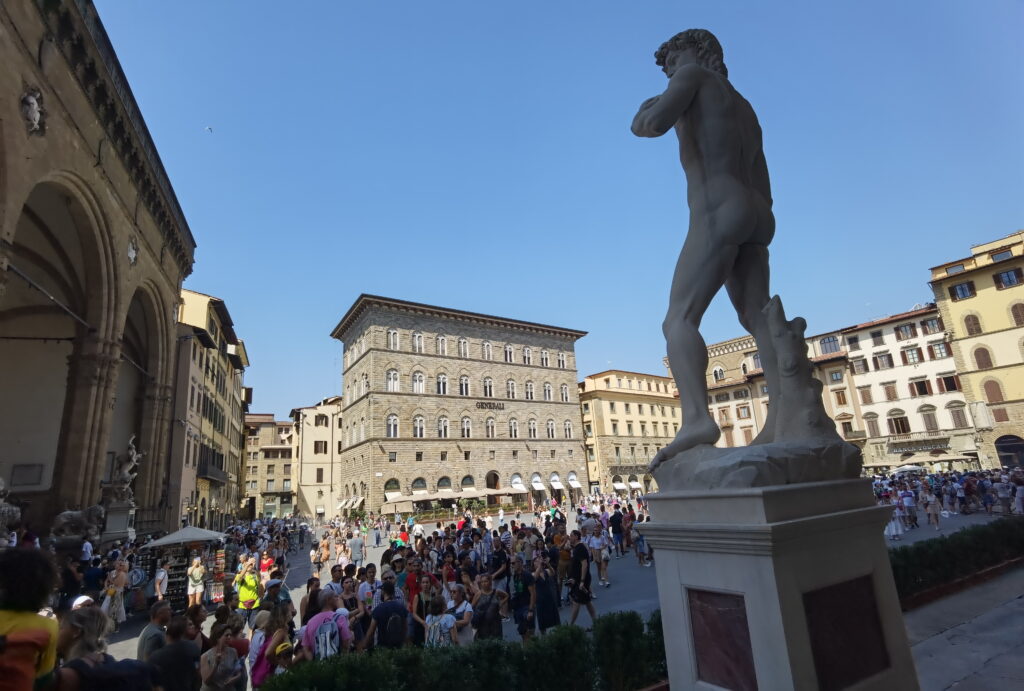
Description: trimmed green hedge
889,517,1024,599
263,611,665,691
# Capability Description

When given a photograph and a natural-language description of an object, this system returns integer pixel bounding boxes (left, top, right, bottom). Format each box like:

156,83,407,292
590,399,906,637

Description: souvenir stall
140,526,227,612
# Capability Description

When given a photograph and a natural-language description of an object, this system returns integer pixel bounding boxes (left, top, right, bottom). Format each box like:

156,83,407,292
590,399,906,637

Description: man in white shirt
80,538,93,566
154,560,169,601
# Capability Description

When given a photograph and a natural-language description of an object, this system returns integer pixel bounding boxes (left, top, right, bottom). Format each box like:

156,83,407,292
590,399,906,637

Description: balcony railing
197,460,228,484
843,430,867,440
887,430,951,443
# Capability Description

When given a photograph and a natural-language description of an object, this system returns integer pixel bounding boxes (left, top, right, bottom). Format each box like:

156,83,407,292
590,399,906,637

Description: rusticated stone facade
330,295,588,515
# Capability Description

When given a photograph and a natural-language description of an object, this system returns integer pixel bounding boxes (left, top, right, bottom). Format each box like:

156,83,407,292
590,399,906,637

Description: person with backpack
300,590,351,660
470,573,508,641
358,581,408,650
250,603,294,688
416,595,458,648
56,606,160,690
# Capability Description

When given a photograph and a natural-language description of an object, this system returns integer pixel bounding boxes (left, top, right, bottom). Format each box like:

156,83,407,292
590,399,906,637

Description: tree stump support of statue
631,29,919,690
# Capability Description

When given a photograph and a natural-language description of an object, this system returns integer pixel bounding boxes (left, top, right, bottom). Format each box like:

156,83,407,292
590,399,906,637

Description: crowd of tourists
0,500,653,689
875,468,1024,539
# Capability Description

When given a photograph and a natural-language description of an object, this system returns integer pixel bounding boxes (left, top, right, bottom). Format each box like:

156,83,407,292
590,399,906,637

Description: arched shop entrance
995,435,1024,467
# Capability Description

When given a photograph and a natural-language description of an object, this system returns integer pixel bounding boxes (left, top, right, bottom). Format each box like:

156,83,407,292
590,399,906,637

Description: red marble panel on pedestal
687,588,758,691
803,574,890,691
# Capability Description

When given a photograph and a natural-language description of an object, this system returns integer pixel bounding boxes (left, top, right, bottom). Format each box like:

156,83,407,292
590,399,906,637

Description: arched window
461,475,475,488
412,371,425,393
742,363,748,375
436,335,447,356
413,416,425,438
437,476,452,490
984,380,1004,403
483,377,494,397
387,329,399,350
436,374,448,395
546,419,556,438
412,332,424,353
411,477,427,491
819,335,840,354
384,478,400,492
543,383,553,401
525,381,535,400
540,350,549,367
458,338,468,358
964,314,982,336
386,369,400,392
974,347,994,370
359,417,365,441
557,352,566,368
504,344,514,362
461,417,472,438
506,379,517,399
361,373,369,395
509,419,519,439
437,416,449,438
564,420,574,438
712,366,725,382
482,341,492,360
386,414,399,438
485,417,496,438
560,384,570,402
523,347,532,365
1012,303,1024,327
528,419,538,439
459,375,470,396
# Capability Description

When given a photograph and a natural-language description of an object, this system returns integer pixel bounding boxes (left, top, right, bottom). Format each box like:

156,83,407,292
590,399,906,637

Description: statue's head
655,29,728,78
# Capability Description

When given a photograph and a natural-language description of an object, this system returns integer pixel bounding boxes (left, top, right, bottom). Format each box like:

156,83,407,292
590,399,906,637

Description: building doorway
995,435,1024,467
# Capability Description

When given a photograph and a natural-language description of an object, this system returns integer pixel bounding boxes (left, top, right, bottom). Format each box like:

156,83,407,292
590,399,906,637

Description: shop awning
629,481,643,489
336,500,349,510
384,491,403,502
531,480,546,491
315,506,325,514
142,527,226,549
550,480,564,490
612,482,627,490
567,479,582,489
501,485,529,494
350,497,365,508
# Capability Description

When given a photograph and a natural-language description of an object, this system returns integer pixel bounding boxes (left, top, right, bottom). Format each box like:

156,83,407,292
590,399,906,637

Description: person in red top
402,557,439,604
260,551,274,577
399,530,410,546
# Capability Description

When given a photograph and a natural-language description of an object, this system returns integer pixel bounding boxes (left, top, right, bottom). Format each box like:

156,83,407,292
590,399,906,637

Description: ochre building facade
931,232,1024,467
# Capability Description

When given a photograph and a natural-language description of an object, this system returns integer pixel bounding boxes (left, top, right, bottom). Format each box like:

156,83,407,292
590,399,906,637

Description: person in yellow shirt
233,558,263,628
0,548,60,687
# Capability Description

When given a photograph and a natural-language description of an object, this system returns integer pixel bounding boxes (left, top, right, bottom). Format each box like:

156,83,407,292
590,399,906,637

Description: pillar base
645,479,918,691
101,501,136,548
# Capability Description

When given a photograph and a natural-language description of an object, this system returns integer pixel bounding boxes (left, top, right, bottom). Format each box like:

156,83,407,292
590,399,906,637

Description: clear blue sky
95,0,1023,418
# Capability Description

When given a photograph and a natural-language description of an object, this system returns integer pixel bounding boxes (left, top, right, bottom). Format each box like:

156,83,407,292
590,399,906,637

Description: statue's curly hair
654,29,728,78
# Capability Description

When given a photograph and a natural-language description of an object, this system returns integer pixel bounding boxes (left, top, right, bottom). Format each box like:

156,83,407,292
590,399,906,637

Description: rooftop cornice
331,294,588,342
36,0,196,276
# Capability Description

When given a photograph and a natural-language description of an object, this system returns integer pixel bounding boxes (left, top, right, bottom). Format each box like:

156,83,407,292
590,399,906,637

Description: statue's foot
649,418,721,472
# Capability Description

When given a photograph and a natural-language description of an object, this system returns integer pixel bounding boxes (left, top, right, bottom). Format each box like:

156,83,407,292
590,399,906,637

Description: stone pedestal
101,501,136,547
644,479,918,691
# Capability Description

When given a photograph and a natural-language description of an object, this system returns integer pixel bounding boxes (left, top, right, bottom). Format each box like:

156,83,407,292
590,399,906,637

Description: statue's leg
725,243,778,445
652,233,736,469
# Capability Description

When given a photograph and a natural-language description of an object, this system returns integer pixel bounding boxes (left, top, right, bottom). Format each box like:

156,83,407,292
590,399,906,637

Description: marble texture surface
653,438,862,490
688,588,758,690
803,575,890,691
